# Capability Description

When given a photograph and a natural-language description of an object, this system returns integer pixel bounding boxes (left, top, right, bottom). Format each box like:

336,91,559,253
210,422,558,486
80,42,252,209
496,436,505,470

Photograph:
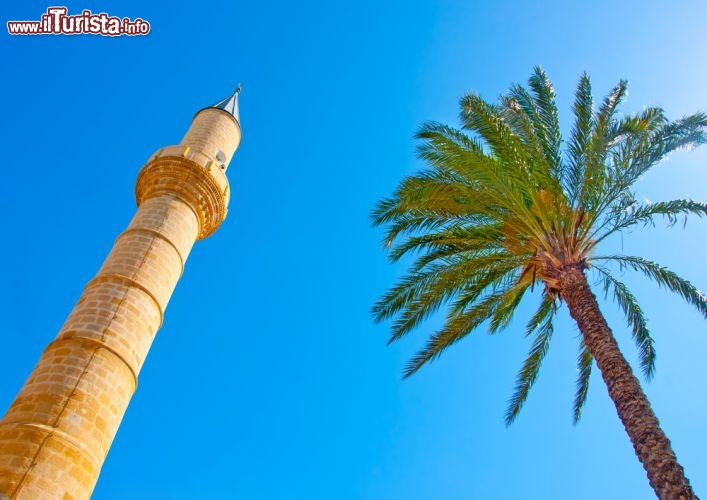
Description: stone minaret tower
0,89,242,499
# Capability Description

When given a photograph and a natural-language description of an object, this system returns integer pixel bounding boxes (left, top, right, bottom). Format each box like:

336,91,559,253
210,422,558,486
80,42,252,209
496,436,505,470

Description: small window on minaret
215,149,226,170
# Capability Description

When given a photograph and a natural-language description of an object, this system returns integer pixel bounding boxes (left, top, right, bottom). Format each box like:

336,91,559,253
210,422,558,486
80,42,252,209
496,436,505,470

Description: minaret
0,88,242,499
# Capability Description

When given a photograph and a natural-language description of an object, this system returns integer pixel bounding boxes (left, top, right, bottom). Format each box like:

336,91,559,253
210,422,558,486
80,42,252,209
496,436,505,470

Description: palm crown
372,67,707,425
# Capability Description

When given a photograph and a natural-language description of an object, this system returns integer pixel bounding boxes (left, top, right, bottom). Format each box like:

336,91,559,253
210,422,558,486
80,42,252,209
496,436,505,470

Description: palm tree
372,68,707,499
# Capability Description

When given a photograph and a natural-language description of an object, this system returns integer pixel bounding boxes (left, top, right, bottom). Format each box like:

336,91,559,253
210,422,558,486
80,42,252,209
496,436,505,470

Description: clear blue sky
2,1,706,498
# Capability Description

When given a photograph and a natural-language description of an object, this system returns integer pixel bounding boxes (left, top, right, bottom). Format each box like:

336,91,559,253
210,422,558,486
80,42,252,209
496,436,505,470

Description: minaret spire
0,91,242,498
207,85,242,125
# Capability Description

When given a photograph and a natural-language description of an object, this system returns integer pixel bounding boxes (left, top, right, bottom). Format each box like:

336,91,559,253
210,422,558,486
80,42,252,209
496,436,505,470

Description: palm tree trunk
558,263,696,500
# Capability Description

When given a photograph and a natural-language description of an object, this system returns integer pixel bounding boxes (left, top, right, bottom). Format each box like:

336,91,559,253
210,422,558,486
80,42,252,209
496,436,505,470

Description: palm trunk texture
558,263,696,500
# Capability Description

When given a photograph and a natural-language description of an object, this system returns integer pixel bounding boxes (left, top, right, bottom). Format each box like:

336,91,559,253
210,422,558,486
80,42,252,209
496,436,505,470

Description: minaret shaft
0,102,241,499
0,195,197,498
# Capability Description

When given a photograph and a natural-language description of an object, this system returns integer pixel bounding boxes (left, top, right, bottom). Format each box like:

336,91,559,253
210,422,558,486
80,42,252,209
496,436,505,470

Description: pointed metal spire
207,84,241,125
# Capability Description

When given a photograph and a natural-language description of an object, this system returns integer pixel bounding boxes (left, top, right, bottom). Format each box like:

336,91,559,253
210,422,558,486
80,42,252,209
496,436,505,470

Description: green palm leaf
403,290,509,378
594,255,707,318
573,339,593,424
594,265,655,378
505,294,555,425
593,199,707,246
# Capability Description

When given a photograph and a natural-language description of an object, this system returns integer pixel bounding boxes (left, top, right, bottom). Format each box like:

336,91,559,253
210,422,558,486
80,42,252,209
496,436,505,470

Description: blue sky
2,0,706,498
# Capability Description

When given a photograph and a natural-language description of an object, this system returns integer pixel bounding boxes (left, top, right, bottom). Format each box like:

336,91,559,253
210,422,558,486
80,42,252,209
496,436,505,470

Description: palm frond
593,199,707,246
527,66,563,178
459,94,521,165
459,94,546,197
488,277,530,333
414,124,546,234
616,112,707,193
499,90,549,180
403,290,508,377
573,339,593,423
594,255,707,318
566,72,593,205
577,79,628,213
584,111,707,233
594,266,655,378
377,253,519,343
505,294,555,424
387,224,502,263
